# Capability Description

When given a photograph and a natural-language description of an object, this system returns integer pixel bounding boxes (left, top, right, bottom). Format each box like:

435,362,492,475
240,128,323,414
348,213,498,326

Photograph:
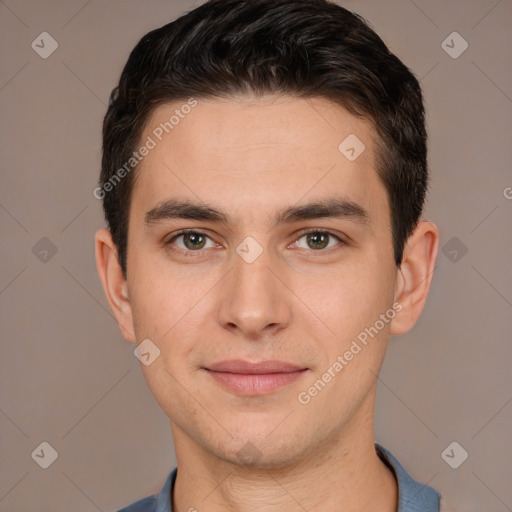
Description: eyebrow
144,197,370,228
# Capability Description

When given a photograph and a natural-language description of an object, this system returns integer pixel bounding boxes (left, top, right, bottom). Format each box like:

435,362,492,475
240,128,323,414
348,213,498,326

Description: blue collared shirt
116,444,441,511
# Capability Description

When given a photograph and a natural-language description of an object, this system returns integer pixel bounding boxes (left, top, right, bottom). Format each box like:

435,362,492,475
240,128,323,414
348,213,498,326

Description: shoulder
113,468,177,512
115,495,158,512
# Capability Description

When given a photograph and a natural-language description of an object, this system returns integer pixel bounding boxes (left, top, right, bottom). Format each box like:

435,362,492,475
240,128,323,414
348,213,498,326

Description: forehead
130,95,389,228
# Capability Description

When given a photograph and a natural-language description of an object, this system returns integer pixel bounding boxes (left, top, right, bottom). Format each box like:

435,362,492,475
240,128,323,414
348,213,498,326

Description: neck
171,394,397,512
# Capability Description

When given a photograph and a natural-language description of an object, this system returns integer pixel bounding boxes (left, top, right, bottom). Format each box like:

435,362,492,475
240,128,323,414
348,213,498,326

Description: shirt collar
154,468,175,512
376,443,441,512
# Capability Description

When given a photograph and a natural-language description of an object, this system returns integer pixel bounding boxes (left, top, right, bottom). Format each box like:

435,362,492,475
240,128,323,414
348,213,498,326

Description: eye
293,230,343,251
164,228,345,257
166,230,217,252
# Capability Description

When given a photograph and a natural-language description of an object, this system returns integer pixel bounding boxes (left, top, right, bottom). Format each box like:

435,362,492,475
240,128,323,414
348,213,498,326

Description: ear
390,220,439,335
95,228,137,343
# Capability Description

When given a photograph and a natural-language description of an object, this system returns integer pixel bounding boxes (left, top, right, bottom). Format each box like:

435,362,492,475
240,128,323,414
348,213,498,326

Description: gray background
1,0,511,510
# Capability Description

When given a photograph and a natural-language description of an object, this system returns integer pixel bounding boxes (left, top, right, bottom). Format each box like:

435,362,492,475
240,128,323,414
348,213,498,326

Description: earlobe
390,220,439,336
95,228,137,343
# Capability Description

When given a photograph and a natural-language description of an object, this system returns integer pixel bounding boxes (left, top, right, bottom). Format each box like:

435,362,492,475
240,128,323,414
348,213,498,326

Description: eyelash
164,228,345,258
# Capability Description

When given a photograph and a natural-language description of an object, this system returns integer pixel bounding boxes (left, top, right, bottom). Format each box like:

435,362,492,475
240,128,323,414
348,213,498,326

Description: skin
95,95,439,512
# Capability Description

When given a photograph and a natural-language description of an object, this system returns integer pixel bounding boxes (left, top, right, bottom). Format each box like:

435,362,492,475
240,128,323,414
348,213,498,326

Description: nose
215,243,292,340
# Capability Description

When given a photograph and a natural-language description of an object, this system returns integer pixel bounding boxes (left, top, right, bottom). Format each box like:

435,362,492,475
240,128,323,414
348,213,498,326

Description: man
95,0,446,510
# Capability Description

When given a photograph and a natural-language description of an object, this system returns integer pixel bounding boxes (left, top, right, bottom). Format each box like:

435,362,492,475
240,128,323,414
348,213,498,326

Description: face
123,95,401,467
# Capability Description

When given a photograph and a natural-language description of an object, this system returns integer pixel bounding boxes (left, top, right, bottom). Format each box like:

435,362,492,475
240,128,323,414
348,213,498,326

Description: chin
207,429,312,470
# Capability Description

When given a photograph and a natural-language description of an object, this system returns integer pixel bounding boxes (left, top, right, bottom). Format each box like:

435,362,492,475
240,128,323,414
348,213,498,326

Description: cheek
128,258,199,336
307,260,394,340
128,271,214,372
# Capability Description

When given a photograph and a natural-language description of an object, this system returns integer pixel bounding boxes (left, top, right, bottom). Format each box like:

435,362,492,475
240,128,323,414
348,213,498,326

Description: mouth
202,359,309,396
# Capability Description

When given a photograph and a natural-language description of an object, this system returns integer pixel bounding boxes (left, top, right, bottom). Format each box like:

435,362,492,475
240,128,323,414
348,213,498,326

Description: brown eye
306,232,329,250
167,231,216,252
182,232,207,250
294,230,342,251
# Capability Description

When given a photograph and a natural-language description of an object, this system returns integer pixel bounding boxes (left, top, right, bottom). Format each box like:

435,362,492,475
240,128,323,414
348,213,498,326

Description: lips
206,359,306,374
203,359,308,395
